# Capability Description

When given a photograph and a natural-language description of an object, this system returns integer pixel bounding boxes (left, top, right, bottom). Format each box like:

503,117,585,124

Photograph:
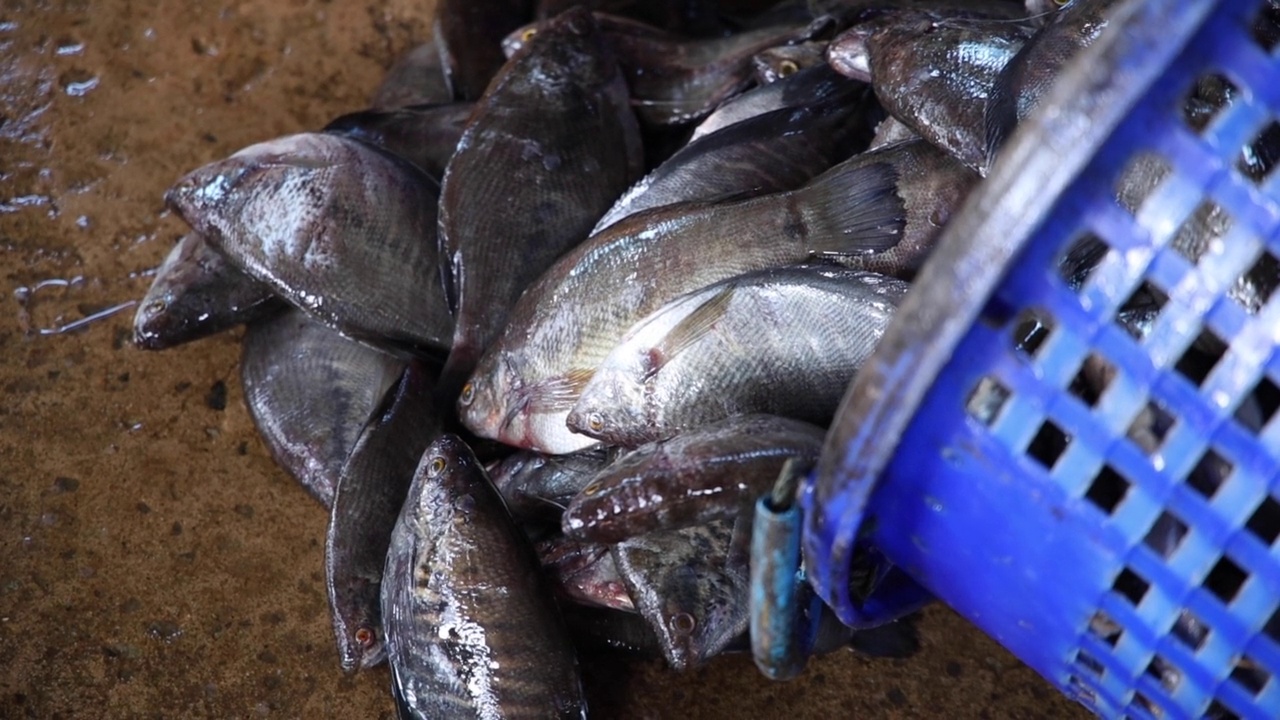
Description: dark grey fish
490,447,615,524
241,309,405,508
596,65,871,231
611,516,750,671
829,11,1033,173
323,102,473,181
133,232,280,350
460,151,907,455
382,435,587,719
439,7,643,394
561,605,661,657
835,139,979,277
985,0,1117,160
751,41,828,84
326,361,442,675
372,41,455,109
537,535,635,611
505,12,831,126
165,132,453,356
435,0,535,101
567,266,906,447
562,415,825,543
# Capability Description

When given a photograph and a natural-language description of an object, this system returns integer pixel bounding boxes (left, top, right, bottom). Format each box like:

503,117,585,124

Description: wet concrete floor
0,1,1089,717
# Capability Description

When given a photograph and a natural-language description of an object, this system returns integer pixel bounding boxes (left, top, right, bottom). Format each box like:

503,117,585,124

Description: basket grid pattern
952,4,1280,716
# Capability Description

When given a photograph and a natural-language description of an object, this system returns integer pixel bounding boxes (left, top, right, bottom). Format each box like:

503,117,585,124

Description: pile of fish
133,0,1272,716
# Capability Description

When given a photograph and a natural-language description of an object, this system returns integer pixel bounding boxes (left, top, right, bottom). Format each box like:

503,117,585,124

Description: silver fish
165,132,453,355
460,151,906,455
382,434,587,719
567,266,906,447
241,309,405,507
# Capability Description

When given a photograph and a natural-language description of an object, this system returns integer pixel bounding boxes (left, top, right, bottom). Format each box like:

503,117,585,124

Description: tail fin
794,159,906,257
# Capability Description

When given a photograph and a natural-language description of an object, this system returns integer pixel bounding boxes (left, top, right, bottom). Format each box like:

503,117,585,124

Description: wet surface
0,1,1087,717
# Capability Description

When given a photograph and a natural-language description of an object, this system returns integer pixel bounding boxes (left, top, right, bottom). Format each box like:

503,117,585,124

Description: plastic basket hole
1206,698,1241,720
965,376,1011,426
1234,375,1280,433
1115,152,1171,216
1171,609,1210,651
1133,690,1163,718
1253,3,1280,53
1085,465,1130,515
1058,231,1109,290
1088,609,1123,647
1265,606,1280,645
1173,329,1228,388
1126,399,1175,454
1187,448,1233,498
1011,307,1054,358
1143,511,1189,560
1075,649,1104,677
1171,200,1232,266
1114,566,1150,606
1067,675,1098,706
1246,495,1280,546
1182,72,1239,134
1027,420,1070,470
1236,119,1280,185
1230,656,1270,696
1068,353,1115,408
1203,555,1248,605
1118,281,1168,341
1145,654,1181,692
1234,249,1280,314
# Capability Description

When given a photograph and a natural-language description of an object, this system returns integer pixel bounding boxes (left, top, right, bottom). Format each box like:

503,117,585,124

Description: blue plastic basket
801,0,1280,717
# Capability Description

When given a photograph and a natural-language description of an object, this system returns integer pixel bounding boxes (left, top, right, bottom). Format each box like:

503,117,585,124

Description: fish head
457,349,517,441
329,573,386,675
566,367,651,448
501,20,543,59
165,133,341,258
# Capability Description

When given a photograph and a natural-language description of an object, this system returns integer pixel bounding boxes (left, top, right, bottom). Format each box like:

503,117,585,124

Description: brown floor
0,1,1089,717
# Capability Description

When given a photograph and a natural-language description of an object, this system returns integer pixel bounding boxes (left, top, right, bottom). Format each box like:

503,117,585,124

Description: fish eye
670,613,697,635
587,412,604,433
428,456,447,477
355,626,375,648
778,59,799,77
520,28,538,42
459,382,475,406
582,481,601,496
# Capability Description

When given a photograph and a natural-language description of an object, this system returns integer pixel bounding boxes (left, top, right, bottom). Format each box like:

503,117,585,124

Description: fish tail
793,159,906,257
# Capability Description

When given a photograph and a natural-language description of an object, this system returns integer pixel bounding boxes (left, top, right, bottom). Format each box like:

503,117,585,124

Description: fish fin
527,368,595,412
797,160,906,257
644,287,735,381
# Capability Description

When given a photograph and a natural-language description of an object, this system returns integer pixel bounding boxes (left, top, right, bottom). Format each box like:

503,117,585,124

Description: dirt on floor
0,1,1088,717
